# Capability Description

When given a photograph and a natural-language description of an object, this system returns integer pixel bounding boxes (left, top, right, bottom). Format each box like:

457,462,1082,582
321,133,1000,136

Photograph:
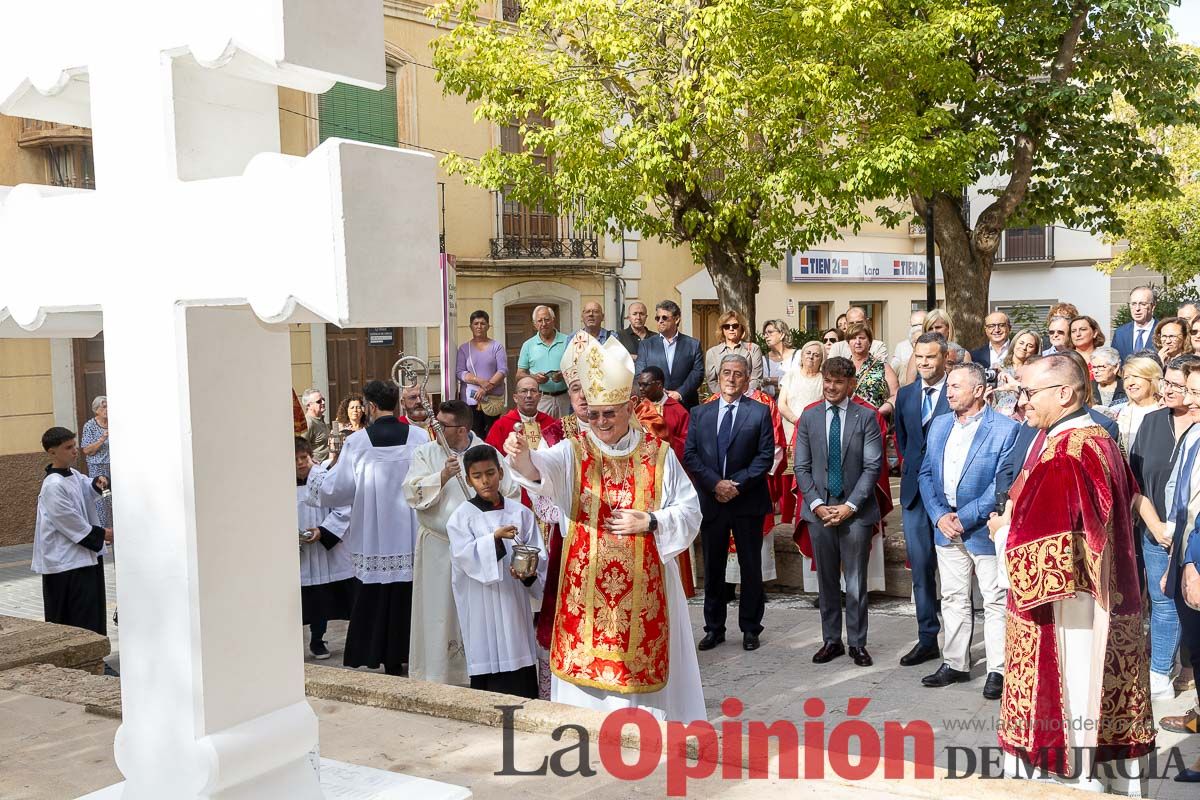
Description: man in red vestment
989,354,1153,791
485,376,557,453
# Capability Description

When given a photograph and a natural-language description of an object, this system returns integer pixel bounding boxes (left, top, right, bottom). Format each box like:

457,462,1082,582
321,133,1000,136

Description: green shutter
318,68,398,146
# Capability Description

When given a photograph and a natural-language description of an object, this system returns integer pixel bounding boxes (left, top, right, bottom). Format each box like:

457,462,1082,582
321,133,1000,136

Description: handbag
467,345,506,416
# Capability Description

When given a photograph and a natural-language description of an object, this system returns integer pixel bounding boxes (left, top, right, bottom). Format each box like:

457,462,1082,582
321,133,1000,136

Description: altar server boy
295,437,355,660
447,445,545,698
33,427,112,635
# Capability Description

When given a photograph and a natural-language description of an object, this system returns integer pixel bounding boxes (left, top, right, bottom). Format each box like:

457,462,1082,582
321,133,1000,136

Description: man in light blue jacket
918,362,1019,700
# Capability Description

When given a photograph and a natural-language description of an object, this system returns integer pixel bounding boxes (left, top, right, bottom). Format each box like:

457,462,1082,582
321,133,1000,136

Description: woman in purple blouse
457,309,508,437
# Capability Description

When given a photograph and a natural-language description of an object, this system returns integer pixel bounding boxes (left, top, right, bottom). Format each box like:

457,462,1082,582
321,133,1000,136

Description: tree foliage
430,0,1200,340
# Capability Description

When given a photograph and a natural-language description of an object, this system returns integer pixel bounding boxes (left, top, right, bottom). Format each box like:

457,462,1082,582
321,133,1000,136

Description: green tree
431,0,1199,346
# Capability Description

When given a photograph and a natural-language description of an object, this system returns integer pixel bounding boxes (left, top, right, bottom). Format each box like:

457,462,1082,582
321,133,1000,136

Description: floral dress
80,417,111,526
853,355,889,410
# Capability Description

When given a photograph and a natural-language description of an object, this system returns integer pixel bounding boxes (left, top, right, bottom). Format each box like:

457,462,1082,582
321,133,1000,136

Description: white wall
989,264,1112,334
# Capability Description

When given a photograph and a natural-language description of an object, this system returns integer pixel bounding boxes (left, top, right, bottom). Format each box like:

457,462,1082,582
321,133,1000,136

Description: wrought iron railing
490,190,598,259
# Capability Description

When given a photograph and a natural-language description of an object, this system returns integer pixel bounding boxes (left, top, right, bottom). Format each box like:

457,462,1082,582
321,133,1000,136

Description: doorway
691,301,721,353
325,325,407,417
72,333,106,435
504,302,559,399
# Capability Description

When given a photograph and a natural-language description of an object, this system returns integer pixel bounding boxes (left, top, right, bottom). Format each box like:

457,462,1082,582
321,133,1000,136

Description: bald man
988,355,1151,790
578,301,615,344
616,301,653,356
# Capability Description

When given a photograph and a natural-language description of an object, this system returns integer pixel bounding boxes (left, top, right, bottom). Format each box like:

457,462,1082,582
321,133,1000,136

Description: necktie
828,405,843,498
717,402,734,477
1134,328,1146,351
922,386,935,426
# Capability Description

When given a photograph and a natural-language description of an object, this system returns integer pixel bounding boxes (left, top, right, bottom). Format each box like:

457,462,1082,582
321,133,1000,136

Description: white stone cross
0,2,460,797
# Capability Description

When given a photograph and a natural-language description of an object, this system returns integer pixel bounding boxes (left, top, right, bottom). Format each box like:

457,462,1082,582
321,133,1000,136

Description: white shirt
662,332,679,373
1131,321,1155,350
985,343,1009,367
32,468,108,575
942,409,985,508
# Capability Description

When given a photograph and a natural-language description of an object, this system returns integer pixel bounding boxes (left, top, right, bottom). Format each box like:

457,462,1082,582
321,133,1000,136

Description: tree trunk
916,193,999,352
703,244,760,330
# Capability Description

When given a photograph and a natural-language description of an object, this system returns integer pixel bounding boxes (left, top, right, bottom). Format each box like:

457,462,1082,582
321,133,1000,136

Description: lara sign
789,250,943,283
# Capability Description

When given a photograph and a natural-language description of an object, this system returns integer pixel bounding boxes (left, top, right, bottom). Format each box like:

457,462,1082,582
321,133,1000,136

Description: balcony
17,118,92,149
490,191,598,259
996,225,1055,263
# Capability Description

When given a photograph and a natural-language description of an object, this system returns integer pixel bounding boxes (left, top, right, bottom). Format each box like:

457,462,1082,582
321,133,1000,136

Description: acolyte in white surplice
297,463,352,587
446,496,545,678
403,434,519,685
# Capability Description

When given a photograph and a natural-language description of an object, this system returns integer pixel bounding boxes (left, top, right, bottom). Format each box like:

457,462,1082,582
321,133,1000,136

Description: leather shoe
698,632,724,651
922,663,971,687
1175,768,1200,783
1159,708,1200,734
848,646,872,667
900,642,941,667
982,672,1004,699
743,633,760,651
813,641,845,663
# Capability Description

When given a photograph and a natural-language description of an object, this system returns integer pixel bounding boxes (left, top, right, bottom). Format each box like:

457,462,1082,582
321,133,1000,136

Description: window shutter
318,68,399,147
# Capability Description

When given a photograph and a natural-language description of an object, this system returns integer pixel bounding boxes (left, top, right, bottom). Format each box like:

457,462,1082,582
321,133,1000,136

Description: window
911,299,944,314
999,226,1053,262
318,67,398,147
796,303,823,332
46,144,94,189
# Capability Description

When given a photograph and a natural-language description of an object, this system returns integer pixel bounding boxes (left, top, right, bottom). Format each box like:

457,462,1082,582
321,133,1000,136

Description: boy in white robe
32,427,112,635
447,445,545,698
295,437,354,660
310,380,429,675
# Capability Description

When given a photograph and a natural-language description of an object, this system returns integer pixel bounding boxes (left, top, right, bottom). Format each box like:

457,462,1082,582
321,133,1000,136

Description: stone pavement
2,541,1199,797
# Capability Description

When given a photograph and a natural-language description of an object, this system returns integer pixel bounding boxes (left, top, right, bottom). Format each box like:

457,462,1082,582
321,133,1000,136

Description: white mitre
582,336,635,406
559,329,593,387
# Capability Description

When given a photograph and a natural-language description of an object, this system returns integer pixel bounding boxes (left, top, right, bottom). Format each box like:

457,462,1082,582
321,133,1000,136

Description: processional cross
0,2,451,797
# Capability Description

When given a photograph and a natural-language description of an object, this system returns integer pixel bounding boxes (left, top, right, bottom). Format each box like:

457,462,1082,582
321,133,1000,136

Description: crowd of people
27,286,1200,789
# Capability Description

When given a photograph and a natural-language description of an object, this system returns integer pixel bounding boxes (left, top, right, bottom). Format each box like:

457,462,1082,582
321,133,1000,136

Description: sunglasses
822,337,838,344
722,323,741,330
655,315,675,322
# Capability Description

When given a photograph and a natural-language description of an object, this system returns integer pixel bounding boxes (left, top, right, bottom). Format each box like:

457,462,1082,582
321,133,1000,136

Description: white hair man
516,305,571,417
1112,286,1159,361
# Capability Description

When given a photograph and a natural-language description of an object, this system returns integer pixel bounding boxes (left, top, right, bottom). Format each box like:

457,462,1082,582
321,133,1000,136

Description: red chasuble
551,429,672,693
633,398,695,598
1001,425,1154,774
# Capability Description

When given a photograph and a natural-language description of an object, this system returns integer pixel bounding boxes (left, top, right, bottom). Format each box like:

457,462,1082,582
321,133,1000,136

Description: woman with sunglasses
704,310,763,396
1190,318,1200,355
820,327,843,357
760,318,798,399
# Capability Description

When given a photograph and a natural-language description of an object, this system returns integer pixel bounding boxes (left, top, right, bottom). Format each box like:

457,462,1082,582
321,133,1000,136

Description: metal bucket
510,543,541,579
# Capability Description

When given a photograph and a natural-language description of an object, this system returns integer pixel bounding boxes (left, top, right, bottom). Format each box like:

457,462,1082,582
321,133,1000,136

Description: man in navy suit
1111,285,1158,362
684,353,776,652
638,300,705,408
968,312,1011,368
918,363,1019,700
893,332,952,667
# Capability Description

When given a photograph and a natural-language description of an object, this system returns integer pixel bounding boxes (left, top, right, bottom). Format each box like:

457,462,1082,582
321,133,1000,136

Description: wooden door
691,301,721,353
72,333,106,434
504,303,558,399
325,326,406,416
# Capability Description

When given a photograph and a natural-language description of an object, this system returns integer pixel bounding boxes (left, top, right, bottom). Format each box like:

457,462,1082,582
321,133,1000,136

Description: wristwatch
647,512,659,533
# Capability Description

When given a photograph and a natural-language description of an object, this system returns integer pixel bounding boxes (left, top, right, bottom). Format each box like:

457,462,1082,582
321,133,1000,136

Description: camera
984,368,999,388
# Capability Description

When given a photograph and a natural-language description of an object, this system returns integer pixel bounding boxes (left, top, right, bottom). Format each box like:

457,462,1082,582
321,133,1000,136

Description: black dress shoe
921,663,971,687
698,632,725,651
848,646,872,667
900,642,941,667
743,633,760,651
982,672,1004,700
813,641,845,663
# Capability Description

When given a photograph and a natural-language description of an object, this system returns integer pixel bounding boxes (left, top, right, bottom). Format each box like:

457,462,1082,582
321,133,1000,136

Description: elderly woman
1155,316,1192,363
846,322,898,417
1117,355,1163,453
457,309,508,438
704,310,763,395
778,340,825,444
80,395,112,527
1130,355,1200,699
1089,346,1127,408
760,319,798,399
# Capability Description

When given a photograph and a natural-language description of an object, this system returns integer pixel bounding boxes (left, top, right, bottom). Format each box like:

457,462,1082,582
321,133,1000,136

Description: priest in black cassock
310,380,429,675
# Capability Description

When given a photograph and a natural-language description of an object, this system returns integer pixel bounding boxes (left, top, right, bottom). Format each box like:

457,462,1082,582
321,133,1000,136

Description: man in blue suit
638,300,705,408
684,353,776,652
893,331,952,667
968,312,1011,368
918,362,1019,700
1111,285,1158,362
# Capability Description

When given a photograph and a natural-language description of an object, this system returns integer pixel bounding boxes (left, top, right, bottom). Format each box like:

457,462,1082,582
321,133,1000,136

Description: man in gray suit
794,357,883,667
